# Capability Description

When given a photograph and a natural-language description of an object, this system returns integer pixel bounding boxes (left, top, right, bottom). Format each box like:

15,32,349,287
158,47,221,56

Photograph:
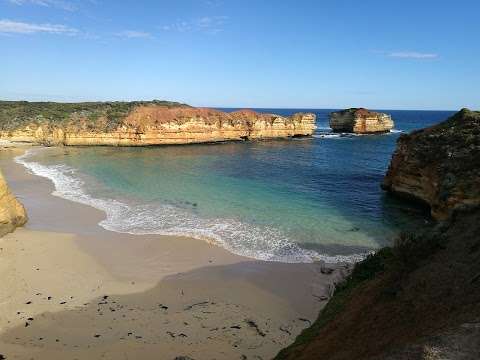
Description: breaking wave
15,149,366,264
313,129,404,139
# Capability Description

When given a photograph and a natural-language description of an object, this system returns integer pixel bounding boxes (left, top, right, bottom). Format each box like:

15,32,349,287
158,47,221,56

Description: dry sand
0,146,349,360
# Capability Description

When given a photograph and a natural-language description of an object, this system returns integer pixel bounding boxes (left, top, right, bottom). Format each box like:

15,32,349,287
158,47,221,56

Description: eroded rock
329,108,394,134
0,170,27,237
0,103,317,146
382,108,480,220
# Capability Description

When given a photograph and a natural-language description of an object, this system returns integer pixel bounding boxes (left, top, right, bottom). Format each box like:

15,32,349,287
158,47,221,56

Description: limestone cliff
0,101,316,146
382,109,480,220
0,170,27,237
329,108,394,134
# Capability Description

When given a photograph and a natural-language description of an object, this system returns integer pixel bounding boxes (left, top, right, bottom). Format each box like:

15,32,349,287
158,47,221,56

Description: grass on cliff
275,248,393,359
275,226,445,360
0,100,186,131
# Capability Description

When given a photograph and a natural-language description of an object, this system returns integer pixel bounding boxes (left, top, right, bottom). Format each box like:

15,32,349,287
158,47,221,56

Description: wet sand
0,146,349,360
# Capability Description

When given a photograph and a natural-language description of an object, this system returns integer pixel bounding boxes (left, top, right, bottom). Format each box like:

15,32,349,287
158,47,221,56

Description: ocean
15,109,455,263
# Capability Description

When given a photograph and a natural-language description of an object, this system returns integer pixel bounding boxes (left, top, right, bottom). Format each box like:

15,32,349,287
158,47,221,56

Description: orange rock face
329,108,394,134
0,171,27,237
0,105,316,146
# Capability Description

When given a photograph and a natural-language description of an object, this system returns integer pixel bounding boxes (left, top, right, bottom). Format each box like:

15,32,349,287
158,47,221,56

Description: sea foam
313,129,404,139
15,149,366,264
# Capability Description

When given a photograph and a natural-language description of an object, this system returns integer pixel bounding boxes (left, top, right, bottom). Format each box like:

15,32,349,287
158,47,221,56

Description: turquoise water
16,109,454,262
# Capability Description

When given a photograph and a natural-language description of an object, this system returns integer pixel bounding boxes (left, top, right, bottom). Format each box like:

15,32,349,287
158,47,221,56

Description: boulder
0,170,27,236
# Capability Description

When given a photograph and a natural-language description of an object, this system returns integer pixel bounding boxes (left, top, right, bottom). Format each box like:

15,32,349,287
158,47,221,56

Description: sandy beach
0,146,349,360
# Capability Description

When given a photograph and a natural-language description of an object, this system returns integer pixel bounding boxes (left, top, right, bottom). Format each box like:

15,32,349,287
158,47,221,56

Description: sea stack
0,170,27,236
382,108,480,220
329,108,394,134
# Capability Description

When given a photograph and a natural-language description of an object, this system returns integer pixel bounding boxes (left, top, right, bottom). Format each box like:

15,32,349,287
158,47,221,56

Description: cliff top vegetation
0,100,187,131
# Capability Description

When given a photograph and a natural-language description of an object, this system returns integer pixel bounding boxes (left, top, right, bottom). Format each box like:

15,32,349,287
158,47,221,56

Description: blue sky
1,0,479,110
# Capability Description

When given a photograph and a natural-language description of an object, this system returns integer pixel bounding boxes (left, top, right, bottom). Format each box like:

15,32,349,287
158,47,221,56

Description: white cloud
388,51,439,59
7,0,77,12
116,30,153,39
161,21,191,33
0,19,78,34
161,15,228,34
205,0,222,7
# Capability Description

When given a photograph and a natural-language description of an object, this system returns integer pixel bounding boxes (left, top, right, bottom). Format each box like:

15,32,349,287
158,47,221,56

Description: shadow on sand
0,259,347,360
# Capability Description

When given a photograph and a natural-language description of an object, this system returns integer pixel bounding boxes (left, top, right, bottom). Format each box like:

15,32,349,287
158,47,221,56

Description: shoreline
14,145,365,264
0,145,349,359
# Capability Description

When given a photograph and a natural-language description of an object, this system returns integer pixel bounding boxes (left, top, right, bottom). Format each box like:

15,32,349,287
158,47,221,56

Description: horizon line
0,98,463,112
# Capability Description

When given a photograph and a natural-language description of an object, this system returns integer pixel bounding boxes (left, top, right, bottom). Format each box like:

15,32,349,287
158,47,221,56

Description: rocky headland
329,108,394,134
277,109,480,359
382,108,480,220
0,170,27,237
0,101,316,146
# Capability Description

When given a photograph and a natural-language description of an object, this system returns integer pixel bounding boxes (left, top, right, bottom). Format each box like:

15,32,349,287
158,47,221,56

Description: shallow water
16,109,454,263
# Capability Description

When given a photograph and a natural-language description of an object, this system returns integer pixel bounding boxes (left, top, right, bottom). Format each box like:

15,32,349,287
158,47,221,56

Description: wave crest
15,149,366,264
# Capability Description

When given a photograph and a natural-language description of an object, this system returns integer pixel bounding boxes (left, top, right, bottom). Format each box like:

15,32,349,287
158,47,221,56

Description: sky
0,0,479,110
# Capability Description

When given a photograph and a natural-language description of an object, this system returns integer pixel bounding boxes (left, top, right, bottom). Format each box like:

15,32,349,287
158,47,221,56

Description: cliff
329,108,394,134
0,170,27,237
0,101,316,146
277,109,480,360
382,109,480,220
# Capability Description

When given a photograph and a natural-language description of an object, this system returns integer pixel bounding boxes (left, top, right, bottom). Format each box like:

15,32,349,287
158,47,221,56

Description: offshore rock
329,108,394,134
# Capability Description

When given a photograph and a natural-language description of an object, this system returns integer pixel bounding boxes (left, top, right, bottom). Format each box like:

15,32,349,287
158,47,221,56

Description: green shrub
0,100,186,131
